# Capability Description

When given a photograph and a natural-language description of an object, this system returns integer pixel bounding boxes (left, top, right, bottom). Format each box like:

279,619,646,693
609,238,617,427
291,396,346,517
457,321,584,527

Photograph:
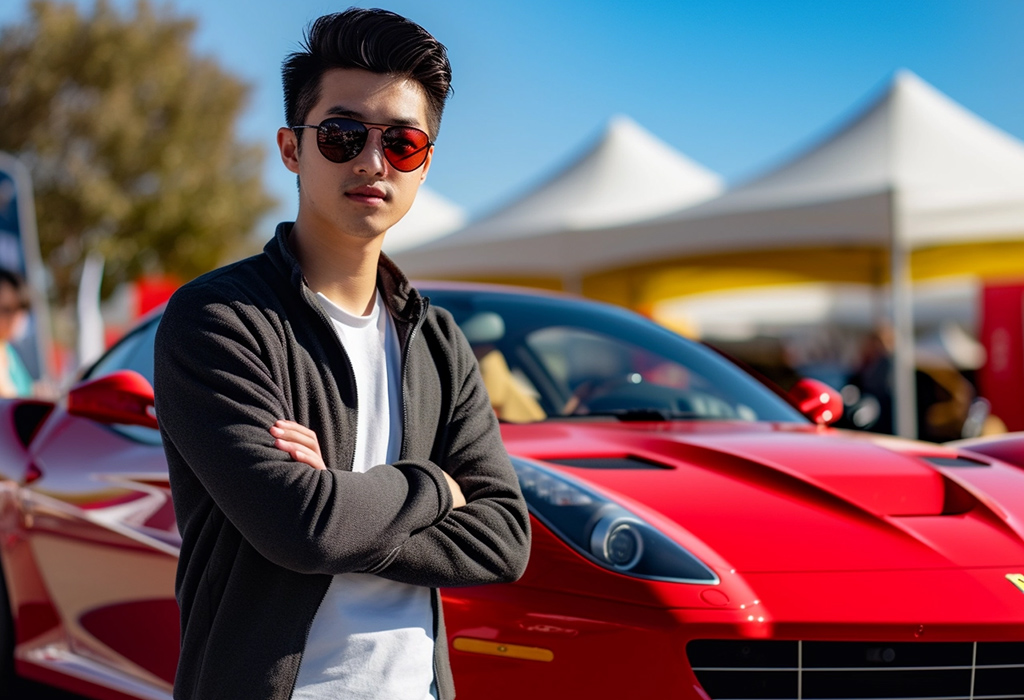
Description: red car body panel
2,287,1024,699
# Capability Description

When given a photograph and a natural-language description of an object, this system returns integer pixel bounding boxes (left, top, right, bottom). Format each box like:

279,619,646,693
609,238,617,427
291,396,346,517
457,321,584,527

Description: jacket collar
265,221,423,322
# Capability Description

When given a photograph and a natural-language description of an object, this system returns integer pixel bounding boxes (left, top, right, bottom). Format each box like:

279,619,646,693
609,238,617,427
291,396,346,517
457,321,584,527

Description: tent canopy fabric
572,71,1024,280
396,73,1024,285
566,72,1024,312
696,70,1024,220
393,115,722,278
381,187,466,255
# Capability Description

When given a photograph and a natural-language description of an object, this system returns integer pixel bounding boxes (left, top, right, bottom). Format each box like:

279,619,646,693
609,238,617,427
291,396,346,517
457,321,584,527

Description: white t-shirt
292,290,436,700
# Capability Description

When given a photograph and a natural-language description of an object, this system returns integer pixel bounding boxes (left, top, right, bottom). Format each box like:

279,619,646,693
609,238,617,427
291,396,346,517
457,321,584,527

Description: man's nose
352,128,387,176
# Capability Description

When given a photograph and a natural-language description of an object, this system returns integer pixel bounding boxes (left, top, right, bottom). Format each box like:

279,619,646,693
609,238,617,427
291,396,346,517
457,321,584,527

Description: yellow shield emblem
1007,573,1024,594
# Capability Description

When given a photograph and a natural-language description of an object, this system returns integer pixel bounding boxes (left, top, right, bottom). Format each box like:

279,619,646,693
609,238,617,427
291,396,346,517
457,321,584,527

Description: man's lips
345,185,387,205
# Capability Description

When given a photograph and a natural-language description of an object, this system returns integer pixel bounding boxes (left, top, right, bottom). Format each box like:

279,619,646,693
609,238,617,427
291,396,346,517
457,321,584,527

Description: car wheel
0,565,14,695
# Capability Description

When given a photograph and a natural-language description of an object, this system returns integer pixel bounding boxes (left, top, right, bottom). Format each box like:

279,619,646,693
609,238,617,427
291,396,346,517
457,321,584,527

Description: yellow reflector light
452,637,554,662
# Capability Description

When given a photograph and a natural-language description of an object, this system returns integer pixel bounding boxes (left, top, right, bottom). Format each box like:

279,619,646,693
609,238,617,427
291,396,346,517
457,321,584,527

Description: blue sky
2,0,1023,222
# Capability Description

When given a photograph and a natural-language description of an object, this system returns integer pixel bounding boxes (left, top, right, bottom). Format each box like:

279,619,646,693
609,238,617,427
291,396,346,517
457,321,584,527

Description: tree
0,0,275,304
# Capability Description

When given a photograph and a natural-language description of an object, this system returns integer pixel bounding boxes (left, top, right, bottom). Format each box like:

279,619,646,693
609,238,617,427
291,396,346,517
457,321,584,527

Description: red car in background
2,283,1024,700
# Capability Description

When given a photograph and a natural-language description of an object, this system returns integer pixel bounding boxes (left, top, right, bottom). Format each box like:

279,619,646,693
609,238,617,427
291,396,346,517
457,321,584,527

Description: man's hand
270,419,466,509
270,420,326,470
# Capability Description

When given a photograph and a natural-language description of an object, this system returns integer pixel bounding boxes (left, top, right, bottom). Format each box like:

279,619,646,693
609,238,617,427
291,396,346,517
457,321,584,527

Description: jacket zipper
400,295,430,460
396,296,448,700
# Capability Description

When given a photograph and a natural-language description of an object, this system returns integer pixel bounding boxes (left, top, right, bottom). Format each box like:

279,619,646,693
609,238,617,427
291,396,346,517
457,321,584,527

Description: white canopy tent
392,115,723,289
573,71,1024,269
382,187,466,255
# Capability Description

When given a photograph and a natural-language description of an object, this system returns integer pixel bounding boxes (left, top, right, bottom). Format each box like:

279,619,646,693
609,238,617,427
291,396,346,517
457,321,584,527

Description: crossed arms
154,288,530,588
271,420,467,509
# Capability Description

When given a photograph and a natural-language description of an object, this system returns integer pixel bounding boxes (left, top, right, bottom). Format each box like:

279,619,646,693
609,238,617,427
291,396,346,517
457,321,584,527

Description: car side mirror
787,378,843,426
67,369,158,429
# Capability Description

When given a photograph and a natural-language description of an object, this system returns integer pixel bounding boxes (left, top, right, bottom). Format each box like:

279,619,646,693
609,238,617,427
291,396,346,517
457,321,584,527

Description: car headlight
512,456,719,584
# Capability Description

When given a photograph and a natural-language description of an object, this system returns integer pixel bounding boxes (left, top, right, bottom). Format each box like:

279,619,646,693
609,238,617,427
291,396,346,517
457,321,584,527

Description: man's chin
339,213,399,241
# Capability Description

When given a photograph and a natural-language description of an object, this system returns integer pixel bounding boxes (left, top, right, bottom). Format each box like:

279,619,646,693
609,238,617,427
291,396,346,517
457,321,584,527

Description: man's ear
278,127,301,175
419,145,434,183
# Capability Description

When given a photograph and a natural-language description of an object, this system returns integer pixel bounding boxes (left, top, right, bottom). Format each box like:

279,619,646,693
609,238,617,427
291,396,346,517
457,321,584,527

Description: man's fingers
271,421,321,453
270,420,326,470
275,438,327,470
274,419,317,439
272,427,319,452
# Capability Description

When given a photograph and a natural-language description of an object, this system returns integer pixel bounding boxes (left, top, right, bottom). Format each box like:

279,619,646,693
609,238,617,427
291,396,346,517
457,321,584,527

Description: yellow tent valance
413,238,1024,312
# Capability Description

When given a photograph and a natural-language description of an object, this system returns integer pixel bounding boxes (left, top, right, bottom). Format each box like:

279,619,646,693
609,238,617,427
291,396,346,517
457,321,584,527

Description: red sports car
2,283,1024,700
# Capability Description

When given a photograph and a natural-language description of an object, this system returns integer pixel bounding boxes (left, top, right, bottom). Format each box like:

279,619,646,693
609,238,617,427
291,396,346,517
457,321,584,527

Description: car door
16,318,178,698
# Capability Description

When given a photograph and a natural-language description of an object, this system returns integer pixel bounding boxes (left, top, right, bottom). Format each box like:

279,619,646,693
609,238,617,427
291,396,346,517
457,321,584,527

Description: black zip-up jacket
154,222,531,700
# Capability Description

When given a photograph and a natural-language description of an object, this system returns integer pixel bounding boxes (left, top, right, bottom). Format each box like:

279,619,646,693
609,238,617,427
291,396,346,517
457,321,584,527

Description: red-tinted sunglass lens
316,119,367,163
382,127,431,171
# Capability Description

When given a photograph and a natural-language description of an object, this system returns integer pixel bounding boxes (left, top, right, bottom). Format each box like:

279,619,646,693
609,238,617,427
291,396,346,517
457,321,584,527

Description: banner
979,282,1024,431
0,152,52,382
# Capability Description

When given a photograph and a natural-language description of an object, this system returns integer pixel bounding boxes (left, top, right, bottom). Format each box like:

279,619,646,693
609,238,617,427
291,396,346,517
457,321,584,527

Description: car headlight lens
512,456,719,583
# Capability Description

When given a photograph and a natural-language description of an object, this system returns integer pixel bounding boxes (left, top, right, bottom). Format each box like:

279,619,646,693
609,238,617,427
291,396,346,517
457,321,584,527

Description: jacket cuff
396,459,453,525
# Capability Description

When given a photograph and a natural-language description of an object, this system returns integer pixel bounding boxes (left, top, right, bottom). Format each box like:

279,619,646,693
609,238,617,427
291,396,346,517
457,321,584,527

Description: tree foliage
0,0,276,303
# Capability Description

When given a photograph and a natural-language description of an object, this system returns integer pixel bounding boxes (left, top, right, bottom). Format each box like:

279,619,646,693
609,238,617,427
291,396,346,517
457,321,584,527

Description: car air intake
544,456,669,470
686,640,1024,699
921,455,990,468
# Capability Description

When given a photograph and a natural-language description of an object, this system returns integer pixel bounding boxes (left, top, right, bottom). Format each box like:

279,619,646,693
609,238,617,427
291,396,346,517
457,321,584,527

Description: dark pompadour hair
282,8,452,139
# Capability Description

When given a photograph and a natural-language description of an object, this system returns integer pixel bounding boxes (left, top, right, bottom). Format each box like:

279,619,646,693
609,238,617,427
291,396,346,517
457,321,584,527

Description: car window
426,290,807,425
525,326,760,420
86,318,158,385
81,288,806,437
82,318,161,444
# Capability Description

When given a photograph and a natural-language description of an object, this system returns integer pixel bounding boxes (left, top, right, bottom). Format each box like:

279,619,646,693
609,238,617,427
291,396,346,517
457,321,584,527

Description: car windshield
426,288,807,425
81,288,806,440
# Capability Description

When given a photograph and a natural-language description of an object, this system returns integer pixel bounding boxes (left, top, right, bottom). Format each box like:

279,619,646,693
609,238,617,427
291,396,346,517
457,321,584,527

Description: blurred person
0,268,33,397
845,325,992,441
153,9,529,700
845,328,894,434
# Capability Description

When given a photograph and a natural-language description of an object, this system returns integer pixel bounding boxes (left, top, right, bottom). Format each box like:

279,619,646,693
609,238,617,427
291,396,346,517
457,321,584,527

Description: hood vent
546,456,670,470
922,455,989,468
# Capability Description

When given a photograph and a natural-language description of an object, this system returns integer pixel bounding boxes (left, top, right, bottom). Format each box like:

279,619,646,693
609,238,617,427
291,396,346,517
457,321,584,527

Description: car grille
687,640,1024,699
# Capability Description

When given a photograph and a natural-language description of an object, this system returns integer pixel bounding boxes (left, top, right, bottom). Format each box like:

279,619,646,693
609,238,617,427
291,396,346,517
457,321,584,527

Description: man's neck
290,219,383,317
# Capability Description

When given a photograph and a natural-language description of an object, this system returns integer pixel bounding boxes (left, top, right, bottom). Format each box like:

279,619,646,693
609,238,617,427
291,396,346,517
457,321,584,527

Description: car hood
501,421,1024,574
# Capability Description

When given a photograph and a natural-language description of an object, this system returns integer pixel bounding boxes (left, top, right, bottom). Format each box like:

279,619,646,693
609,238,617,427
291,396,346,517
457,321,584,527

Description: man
154,9,531,700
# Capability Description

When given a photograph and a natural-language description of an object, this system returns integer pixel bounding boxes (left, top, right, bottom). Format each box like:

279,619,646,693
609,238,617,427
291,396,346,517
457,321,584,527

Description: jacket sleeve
154,286,453,575
371,321,531,588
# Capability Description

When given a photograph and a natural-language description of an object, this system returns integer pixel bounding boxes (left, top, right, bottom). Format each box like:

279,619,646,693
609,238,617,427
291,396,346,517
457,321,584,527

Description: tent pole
890,187,918,439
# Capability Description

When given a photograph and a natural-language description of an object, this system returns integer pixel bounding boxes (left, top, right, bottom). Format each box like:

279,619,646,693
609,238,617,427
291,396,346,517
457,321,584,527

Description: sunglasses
292,117,433,172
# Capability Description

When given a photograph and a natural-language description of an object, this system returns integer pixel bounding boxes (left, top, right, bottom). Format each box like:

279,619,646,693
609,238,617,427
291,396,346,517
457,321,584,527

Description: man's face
278,67,434,240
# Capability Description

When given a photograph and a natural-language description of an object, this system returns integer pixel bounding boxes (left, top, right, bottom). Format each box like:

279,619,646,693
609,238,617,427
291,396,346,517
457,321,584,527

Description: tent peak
689,69,1024,214
397,116,722,257
891,67,922,85
605,113,644,135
